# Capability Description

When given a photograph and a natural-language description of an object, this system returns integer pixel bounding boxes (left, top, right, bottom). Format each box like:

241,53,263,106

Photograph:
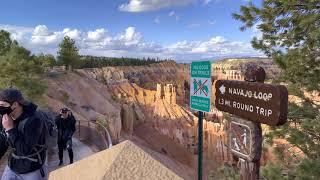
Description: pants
1,165,48,180
58,139,73,163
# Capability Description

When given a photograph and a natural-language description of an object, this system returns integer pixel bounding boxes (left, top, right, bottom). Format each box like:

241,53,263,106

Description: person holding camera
55,108,76,166
0,88,47,180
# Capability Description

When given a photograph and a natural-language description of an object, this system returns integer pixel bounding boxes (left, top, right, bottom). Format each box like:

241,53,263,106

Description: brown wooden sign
215,80,288,126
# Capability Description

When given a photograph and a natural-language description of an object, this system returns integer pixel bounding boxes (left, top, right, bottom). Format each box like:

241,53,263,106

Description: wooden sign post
215,64,288,179
230,117,262,180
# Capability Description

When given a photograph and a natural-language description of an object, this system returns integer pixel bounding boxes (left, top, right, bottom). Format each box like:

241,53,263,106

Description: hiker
0,88,48,180
55,108,76,166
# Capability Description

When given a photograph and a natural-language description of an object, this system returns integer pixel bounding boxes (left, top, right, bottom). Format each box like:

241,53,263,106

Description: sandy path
0,138,94,177
47,137,94,172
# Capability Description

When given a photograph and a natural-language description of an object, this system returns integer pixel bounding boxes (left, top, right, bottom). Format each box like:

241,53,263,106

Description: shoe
70,160,73,164
59,161,63,166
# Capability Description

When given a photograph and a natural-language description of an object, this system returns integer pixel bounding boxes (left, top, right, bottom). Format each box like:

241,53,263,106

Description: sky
0,0,264,62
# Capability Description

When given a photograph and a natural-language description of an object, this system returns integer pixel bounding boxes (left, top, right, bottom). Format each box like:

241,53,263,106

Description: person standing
55,108,76,166
0,88,47,180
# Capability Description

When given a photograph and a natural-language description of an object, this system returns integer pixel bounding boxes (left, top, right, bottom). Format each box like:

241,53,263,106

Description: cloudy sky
0,0,264,62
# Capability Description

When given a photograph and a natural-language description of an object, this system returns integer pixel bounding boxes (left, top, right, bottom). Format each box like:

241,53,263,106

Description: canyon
1,58,308,179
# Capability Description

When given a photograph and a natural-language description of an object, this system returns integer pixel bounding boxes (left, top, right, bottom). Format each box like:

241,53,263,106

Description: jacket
0,123,8,160
6,103,46,174
55,114,76,143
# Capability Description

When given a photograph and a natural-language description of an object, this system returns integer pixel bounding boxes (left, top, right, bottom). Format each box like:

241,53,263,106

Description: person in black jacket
55,108,76,166
0,88,47,180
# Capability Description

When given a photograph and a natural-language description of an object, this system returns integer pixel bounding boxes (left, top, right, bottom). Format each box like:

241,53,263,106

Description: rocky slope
45,70,122,143
44,62,196,178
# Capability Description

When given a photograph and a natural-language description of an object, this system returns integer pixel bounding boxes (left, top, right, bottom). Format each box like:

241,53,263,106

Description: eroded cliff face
45,70,122,144
108,80,232,173
45,61,190,144
212,58,282,81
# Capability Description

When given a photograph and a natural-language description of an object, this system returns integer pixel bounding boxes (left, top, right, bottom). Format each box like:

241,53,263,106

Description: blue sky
0,0,264,62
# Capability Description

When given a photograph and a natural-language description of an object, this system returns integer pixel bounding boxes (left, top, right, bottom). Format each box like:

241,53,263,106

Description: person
55,108,76,166
0,88,47,180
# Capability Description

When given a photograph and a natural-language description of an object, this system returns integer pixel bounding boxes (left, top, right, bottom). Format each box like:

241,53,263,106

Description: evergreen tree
57,36,79,70
233,0,320,91
233,1,320,178
0,31,46,101
36,53,56,68
0,30,12,56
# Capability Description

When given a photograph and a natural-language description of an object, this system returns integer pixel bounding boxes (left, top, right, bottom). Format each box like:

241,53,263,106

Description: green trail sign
190,61,212,112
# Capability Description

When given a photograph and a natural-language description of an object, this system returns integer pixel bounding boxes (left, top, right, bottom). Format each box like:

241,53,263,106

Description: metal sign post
190,61,211,180
198,111,203,180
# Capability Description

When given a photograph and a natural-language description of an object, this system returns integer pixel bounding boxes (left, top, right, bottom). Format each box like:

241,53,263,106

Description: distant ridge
177,55,268,64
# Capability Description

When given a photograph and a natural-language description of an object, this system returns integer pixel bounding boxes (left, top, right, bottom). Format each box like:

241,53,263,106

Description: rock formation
212,58,281,81
121,104,135,135
155,83,176,104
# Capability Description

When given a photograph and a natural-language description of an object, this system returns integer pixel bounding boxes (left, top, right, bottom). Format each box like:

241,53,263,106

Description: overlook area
0,0,319,179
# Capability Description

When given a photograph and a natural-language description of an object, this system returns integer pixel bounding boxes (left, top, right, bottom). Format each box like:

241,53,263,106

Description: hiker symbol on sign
230,121,251,157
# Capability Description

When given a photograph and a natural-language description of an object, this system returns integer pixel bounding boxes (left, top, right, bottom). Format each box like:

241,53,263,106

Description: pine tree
57,36,79,70
0,31,46,101
0,30,12,56
35,53,56,68
233,1,320,178
233,0,320,91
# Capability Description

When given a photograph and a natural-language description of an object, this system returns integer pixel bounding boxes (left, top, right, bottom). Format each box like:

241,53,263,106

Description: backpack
35,110,58,147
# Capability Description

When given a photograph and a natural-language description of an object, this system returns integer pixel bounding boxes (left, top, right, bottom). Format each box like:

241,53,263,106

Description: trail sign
229,117,262,161
190,61,212,112
215,80,288,126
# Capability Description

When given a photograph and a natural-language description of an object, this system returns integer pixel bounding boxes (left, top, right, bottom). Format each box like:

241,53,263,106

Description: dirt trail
47,137,94,172
0,137,94,177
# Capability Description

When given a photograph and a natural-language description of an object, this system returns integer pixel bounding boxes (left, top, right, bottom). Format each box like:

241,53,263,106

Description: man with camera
55,108,76,166
0,88,47,180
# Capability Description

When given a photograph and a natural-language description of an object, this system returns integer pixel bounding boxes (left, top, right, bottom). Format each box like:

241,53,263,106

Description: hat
0,88,30,106
61,107,69,113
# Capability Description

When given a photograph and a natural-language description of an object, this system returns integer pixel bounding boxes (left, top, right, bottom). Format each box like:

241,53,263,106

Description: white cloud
87,28,107,41
0,24,263,61
119,0,194,12
154,16,160,24
62,28,81,40
118,27,142,46
164,36,262,60
0,24,33,43
33,25,50,36
31,32,61,45
30,25,82,46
